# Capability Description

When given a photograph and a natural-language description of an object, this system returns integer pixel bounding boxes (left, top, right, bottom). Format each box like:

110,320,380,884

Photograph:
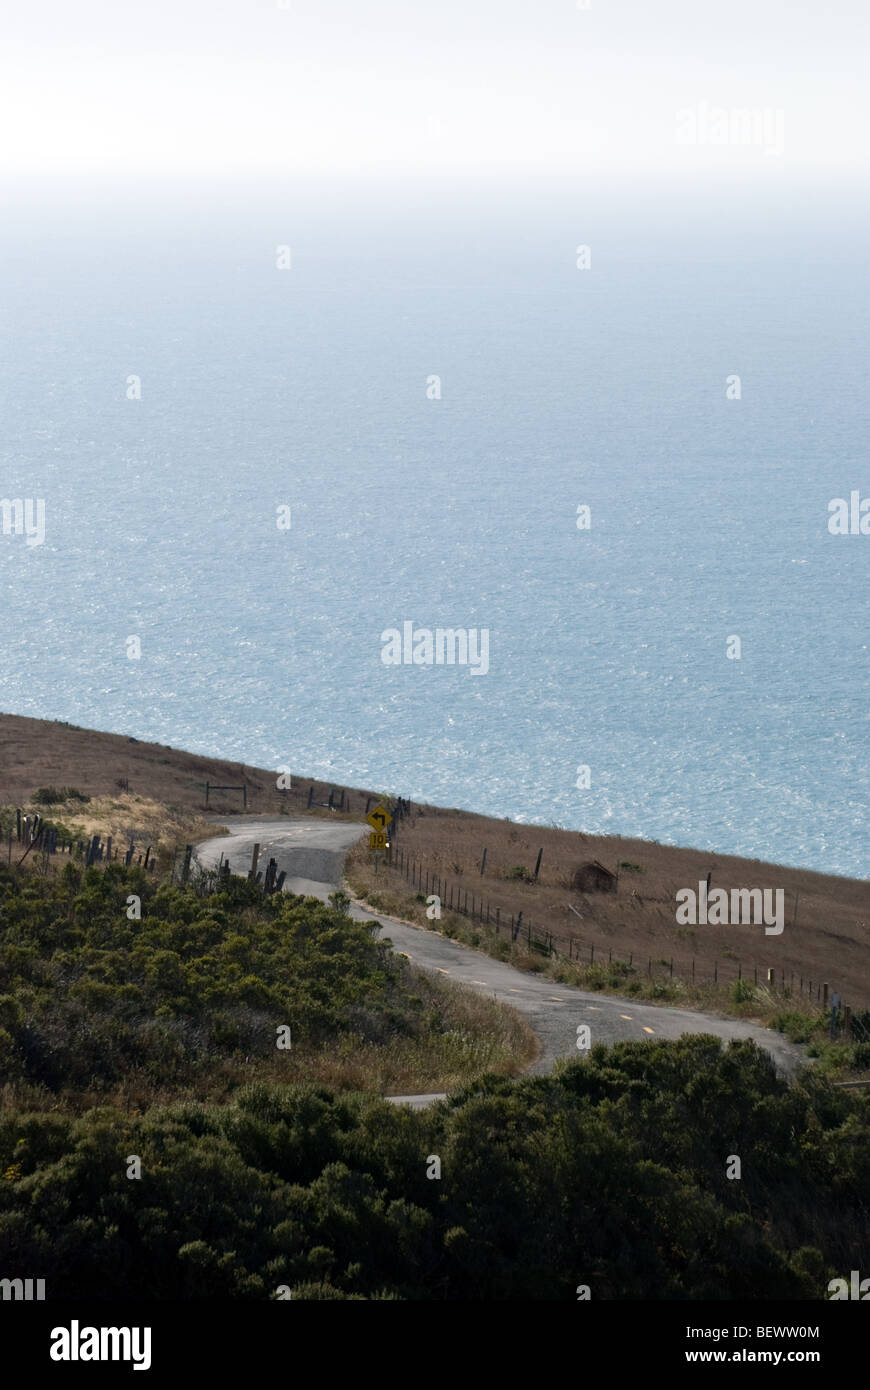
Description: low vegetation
0,861,535,1110
344,874,870,1079
32,786,90,806
2,713,869,1299
1,1036,868,1299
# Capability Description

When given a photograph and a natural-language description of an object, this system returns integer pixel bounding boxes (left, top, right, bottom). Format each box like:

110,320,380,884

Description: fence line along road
385,846,866,1038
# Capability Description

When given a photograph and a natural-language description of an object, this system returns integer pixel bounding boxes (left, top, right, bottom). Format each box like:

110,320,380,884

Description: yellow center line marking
620,1014,633,1020
643,1026,655,1034
508,988,521,993
436,967,449,974
586,1005,601,1010
471,980,488,986
549,996,564,1001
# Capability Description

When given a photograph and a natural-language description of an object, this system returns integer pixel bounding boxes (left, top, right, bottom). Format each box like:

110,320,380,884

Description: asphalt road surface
197,816,808,1103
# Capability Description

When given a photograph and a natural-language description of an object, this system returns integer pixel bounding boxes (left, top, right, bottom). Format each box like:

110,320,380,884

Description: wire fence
387,847,867,1033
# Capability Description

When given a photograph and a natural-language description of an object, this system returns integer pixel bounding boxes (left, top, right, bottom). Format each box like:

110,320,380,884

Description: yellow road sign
366,804,392,831
369,832,388,850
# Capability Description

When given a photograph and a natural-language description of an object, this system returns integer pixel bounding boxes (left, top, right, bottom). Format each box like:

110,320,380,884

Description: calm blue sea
1,175,868,876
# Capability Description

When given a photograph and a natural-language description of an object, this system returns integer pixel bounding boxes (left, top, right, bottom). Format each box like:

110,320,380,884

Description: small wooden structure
572,860,618,893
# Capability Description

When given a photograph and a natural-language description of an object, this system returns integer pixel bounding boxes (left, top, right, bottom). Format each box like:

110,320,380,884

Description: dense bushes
0,863,447,1093
1,1037,866,1299
2,861,868,1299
31,786,90,805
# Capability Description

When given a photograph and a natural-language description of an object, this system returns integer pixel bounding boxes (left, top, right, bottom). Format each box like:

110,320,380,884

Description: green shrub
650,981,678,1001
0,1037,863,1301
32,787,65,806
0,864,445,1092
770,1011,816,1044
731,979,756,1005
31,786,90,806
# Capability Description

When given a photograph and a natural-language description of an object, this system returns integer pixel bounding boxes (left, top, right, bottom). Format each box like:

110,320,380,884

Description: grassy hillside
0,711,377,832
346,808,870,1016
3,712,870,1300
3,712,868,1012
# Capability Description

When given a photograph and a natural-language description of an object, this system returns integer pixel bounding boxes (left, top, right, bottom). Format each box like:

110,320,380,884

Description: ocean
1,174,868,876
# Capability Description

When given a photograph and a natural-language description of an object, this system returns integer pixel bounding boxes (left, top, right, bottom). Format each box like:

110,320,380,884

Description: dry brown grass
0,711,381,848
4,710,868,1007
0,712,395,823
347,807,870,1009
37,793,217,861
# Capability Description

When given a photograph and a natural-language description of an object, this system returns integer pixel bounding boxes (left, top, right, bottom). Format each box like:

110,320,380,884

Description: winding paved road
197,817,808,1103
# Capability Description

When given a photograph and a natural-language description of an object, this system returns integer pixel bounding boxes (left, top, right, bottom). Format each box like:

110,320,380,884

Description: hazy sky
2,0,868,180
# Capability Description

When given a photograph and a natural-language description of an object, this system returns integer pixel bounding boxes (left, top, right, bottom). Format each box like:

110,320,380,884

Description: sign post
366,804,392,853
